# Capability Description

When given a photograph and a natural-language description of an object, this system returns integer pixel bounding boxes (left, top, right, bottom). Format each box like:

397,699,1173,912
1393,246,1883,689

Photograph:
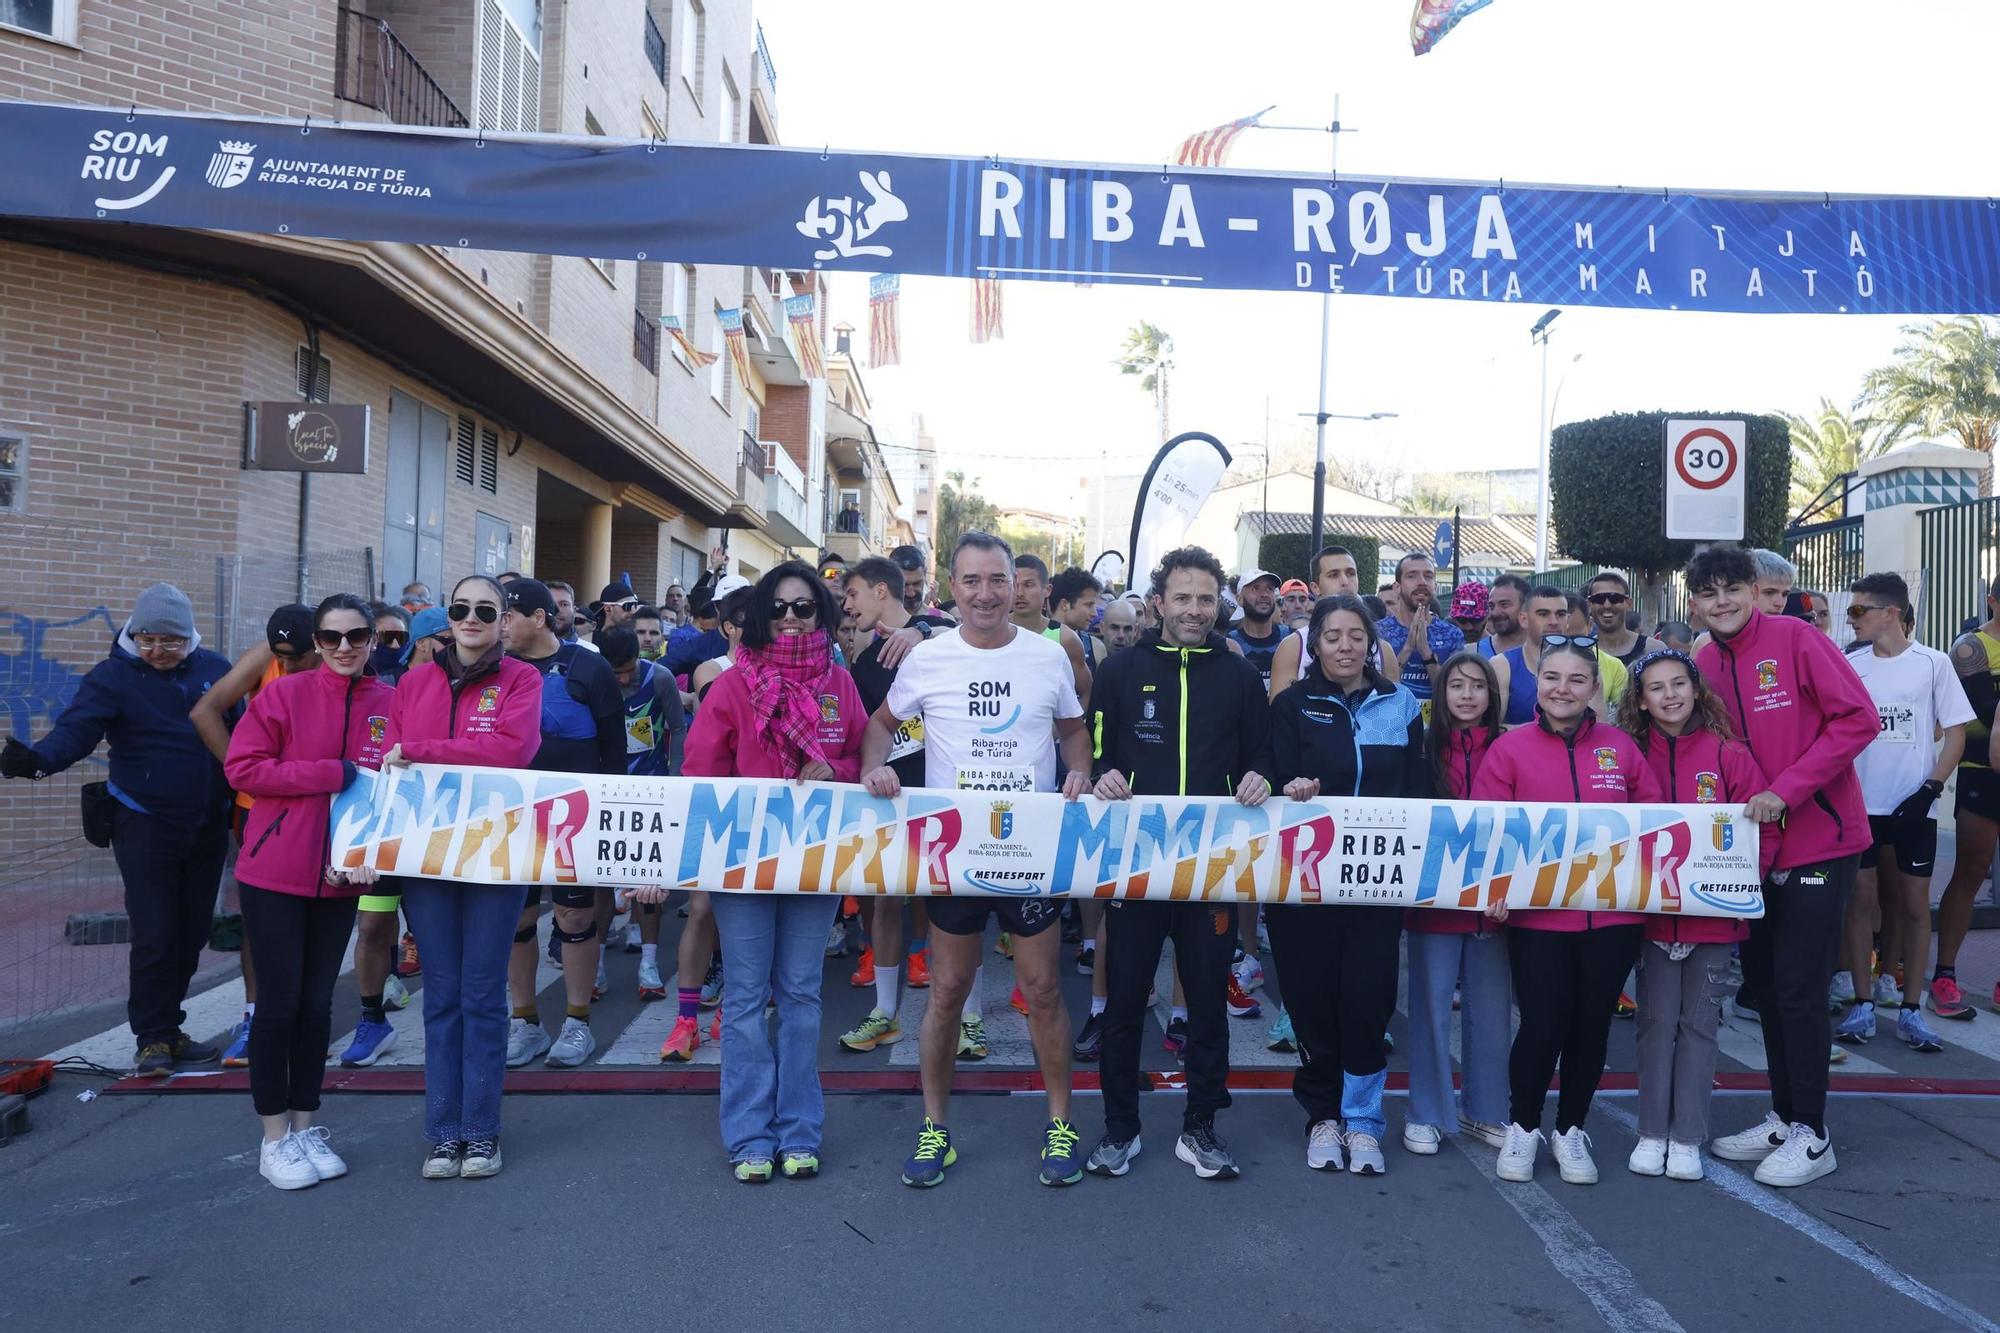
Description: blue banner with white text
4,101,1997,313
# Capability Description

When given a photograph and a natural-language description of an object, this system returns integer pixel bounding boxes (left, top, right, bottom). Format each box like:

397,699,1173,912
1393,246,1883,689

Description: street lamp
1529,308,1562,574
1299,410,1398,556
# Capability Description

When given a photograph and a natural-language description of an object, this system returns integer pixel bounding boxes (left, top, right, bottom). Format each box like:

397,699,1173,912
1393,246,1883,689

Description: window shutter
455,414,478,486
295,346,330,402
478,426,500,493
476,0,505,130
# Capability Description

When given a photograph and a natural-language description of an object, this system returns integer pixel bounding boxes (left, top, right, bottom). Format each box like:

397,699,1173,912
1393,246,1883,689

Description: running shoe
135,1041,175,1078
1459,1118,1508,1149
1226,974,1262,1019
1871,972,1901,1006
958,1017,988,1061
1075,945,1094,976
1163,1016,1188,1057
709,1010,722,1042
461,1137,502,1179
1346,1131,1385,1176
545,1016,594,1068
221,1016,251,1068
824,920,847,957
1828,1044,1848,1065
906,947,931,988
1231,953,1265,993
1072,1012,1103,1062
1402,1123,1441,1156
1897,1007,1944,1053
902,1119,956,1187
994,932,1015,960
1614,992,1637,1019
1827,971,1855,1010
505,1017,552,1068
1306,1119,1344,1171
383,973,411,1012
1175,1116,1239,1180
1010,985,1029,1015
623,921,642,954
1835,1004,1876,1044
1927,975,1974,1021
1267,1008,1296,1053
636,957,665,1001
850,945,876,988
295,1125,348,1181
1628,1136,1667,1177
780,1150,819,1179
699,956,725,1008
1551,1127,1597,1184
1753,1124,1835,1188
1710,1111,1788,1162
169,1031,219,1065
733,1157,773,1184
592,960,608,1002
660,1015,700,1062
421,1140,462,1180
839,1009,902,1052
340,1018,399,1067
1496,1124,1542,1182
1040,1118,1084,1186
1087,1134,1141,1177
396,931,422,977
259,1132,318,1191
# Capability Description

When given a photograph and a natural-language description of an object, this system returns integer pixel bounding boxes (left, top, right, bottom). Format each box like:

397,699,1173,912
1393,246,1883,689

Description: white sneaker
1827,972,1855,1010
1711,1110,1788,1162
1666,1142,1704,1181
1551,1127,1598,1184
545,1016,595,1068
259,1132,318,1190
825,921,848,957
1871,973,1901,1006
1402,1122,1442,1155
1459,1117,1508,1149
1628,1136,1667,1176
593,960,608,996
505,1016,552,1068
1754,1123,1836,1188
1346,1131,1385,1175
382,972,411,1012
1496,1123,1543,1182
1230,954,1265,993
1306,1119,1345,1171
294,1124,348,1180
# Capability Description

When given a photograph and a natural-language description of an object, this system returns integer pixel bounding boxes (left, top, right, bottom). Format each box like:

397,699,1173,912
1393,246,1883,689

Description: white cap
712,574,752,599
1238,568,1280,590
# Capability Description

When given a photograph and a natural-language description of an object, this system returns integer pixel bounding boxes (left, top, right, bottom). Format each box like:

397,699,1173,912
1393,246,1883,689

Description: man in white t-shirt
862,531,1092,1190
1835,573,1973,1055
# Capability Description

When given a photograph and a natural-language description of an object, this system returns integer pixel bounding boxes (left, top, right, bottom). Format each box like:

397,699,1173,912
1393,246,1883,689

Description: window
643,8,666,83
671,539,705,591
0,1,77,44
708,302,728,407
475,0,542,134
295,346,331,402
668,264,694,368
0,434,24,512
453,414,501,494
677,0,704,106
745,401,761,440
721,68,741,143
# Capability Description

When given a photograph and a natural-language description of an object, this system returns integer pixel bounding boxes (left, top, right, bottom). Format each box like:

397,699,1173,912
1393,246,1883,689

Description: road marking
42,976,249,1068
1716,1011,1896,1076
1598,1105,1999,1332
1453,1134,1687,1333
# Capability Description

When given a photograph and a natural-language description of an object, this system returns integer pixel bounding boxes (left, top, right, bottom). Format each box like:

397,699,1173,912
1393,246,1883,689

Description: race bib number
957,765,1032,792
1876,703,1916,744
625,714,656,755
887,715,926,765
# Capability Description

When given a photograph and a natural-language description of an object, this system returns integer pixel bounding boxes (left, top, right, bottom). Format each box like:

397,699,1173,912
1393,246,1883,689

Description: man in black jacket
1083,547,1274,1181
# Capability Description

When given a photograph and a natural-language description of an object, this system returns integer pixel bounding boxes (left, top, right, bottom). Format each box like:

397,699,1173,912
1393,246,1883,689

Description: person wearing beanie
2,582,234,1077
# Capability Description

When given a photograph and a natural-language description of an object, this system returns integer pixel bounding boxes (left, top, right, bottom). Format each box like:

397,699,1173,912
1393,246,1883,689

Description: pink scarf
735,629,835,778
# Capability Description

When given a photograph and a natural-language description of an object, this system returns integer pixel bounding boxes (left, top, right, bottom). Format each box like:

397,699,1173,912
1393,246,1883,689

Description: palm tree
1784,398,1888,519
1116,322,1174,441
1398,484,1461,517
1859,317,2000,492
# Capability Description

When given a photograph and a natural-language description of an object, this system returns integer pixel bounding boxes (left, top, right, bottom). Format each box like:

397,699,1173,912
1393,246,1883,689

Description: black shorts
1866,815,1938,877
1955,766,2000,825
927,896,1065,939
523,884,601,911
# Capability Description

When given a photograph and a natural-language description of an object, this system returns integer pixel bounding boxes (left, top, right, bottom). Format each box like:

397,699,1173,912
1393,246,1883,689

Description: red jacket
1471,714,1663,932
386,649,543,769
684,665,866,781
1635,727,1768,943
226,668,396,898
1695,609,1873,869
1409,725,1498,935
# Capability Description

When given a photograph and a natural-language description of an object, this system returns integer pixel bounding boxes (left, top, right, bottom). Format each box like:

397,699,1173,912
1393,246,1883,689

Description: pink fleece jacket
683,664,865,781
1471,713,1664,932
227,668,396,898
1635,727,1768,943
385,651,543,769
1694,609,1873,869
1408,725,1498,935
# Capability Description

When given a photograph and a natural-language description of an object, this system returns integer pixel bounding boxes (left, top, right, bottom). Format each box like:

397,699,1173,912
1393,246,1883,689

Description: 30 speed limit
1664,418,1746,540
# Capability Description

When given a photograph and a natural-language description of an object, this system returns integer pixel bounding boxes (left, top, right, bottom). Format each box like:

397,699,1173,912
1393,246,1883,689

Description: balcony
632,307,659,373
644,10,667,84
335,6,468,129
725,432,769,526
764,445,816,548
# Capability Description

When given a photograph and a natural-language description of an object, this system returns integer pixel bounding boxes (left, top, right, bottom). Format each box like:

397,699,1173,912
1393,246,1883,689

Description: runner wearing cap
1228,569,1293,693
817,551,850,598
1449,580,1489,643
592,581,642,631
599,624,686,1002
1279,578,1313,630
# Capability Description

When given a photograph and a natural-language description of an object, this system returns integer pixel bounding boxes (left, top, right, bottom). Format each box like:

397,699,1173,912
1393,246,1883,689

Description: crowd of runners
7,531,1997,1198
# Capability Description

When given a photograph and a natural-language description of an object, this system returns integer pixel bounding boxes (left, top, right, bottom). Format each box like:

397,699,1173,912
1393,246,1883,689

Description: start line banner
5,101,1999,314
326,764,1765,919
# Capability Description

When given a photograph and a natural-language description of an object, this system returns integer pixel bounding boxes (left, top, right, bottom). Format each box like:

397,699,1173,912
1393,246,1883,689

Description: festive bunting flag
718,306,754,388
1173,106,1275,168
783,292,826,379
868,273,902,367
970,277,1003,344
658,313,717,366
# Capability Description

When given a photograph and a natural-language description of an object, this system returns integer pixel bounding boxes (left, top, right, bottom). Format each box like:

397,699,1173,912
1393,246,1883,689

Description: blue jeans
709,892,836,1161
1405,929,1513,1131
401,879,520,1145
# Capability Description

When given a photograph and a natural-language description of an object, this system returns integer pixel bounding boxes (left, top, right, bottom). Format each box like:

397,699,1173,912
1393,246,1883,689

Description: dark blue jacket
1270,664,1428,799
30,635,233,825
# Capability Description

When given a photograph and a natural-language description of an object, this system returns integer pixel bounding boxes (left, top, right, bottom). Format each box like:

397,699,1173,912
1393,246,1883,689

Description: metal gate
1783,516,1866,599
1919,498,2000,647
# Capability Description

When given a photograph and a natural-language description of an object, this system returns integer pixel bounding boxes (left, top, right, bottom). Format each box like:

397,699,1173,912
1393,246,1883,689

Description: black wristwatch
914,620,934,639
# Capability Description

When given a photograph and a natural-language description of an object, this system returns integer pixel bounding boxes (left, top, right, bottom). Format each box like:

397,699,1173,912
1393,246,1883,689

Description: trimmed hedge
1258,531,1383,586
1549,411,1789,569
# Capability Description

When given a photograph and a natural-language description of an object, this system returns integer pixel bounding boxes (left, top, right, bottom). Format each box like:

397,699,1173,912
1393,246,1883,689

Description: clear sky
756,0,1995,514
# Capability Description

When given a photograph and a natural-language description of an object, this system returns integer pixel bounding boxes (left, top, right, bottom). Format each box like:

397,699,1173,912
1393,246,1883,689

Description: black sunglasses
377,631,409,647
1586,592,1628,605
771,598,820,621
448,602,500,624
1540,633,1598,650
314,627,374,649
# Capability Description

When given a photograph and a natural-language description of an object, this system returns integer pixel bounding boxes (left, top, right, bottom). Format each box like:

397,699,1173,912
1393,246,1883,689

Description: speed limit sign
1664,418,1746,540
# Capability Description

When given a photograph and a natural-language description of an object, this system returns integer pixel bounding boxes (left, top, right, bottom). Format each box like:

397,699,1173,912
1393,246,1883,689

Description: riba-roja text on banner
327,765,1765,918
10,101,2000,314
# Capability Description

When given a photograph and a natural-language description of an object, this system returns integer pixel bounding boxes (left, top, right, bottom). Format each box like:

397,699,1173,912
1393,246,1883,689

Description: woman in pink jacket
382,574,543,1182
1617,649,1774,1183
1472,638,1664,1187
225,593,396,1191
683,561,865,1183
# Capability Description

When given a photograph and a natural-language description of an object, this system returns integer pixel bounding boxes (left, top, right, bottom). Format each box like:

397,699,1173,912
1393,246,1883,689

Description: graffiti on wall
0,607,116,742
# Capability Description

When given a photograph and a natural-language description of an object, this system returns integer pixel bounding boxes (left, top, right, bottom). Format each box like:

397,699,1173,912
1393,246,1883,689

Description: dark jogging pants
1266,904,1403,1127
1100,901,1237,1141
1739,857,1856,1135
111,805,229,1046
1507,924,1644,1133
240,885,359,1116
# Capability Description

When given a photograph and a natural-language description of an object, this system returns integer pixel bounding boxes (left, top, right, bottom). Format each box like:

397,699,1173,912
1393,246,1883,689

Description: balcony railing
755,21,778,91
633,307,659,372
644,10,666,83
335,6,469,129
740,431,767,478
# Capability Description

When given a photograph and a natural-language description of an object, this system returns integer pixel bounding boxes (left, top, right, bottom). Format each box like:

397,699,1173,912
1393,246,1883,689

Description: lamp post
1299,410,1398,555
1529,308,1561,574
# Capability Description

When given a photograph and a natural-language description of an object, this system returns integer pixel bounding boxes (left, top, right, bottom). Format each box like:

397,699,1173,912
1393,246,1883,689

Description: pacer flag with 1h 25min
1129,432,1233,591
21,102,1997,313
326,764,1764,918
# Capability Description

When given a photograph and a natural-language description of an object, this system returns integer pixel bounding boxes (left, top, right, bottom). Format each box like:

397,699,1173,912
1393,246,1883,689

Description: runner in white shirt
1835,573,1973,1055
861,531,1092,1189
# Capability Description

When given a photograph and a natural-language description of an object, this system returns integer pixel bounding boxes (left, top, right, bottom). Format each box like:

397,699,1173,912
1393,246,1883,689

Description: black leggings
240,885,358,1117
1507,925,1643,1133
1266,904,1403,1125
